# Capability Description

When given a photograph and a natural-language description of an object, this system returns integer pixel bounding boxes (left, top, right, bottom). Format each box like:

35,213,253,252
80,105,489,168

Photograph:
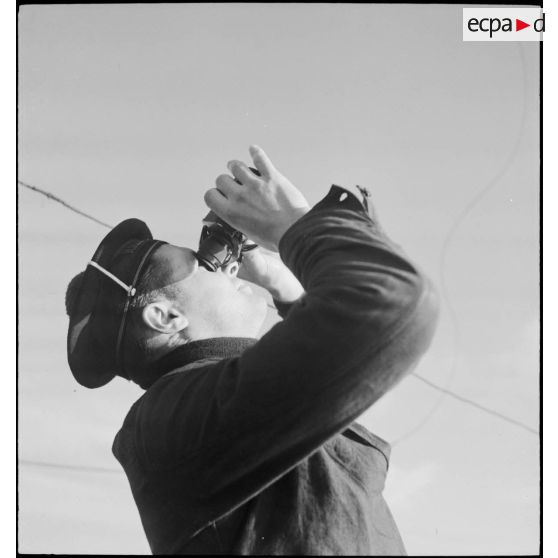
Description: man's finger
227,161,260,186
204,188,230,217
249,145,277,178
215,174,242,198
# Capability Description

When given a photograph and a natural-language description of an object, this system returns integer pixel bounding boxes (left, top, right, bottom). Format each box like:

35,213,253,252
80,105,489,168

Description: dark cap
66,218,166,388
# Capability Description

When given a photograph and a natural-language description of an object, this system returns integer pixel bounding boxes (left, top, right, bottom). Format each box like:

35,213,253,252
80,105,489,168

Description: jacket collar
153,337,257,377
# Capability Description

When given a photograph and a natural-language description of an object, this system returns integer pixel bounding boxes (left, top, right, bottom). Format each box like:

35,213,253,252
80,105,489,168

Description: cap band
115,240,167,377
87,260,137,296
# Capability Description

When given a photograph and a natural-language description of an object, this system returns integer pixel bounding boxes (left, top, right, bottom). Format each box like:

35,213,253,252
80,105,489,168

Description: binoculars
195,168,260,272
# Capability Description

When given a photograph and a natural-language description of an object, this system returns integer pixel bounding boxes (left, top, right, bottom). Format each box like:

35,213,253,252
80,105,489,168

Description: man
66,145,438,555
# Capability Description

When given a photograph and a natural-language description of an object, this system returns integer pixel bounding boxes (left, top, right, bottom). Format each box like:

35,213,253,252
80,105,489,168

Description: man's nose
220,261,239,277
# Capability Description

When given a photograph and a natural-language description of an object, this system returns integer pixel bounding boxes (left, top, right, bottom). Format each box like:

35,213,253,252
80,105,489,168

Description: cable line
412,373,538,435
392,42,533,445
18,180,112,229
20,458,122,474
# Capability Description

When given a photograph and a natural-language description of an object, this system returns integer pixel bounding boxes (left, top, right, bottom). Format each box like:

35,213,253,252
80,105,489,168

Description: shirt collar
153,337,257,377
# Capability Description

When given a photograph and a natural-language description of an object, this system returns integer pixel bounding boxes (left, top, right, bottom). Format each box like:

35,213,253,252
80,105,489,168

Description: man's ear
142,301,188,334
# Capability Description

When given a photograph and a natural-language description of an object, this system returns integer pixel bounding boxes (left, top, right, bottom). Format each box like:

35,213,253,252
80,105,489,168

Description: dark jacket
113,185,439,555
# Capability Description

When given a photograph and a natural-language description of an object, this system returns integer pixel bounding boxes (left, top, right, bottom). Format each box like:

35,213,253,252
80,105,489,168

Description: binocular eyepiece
196,167,260,272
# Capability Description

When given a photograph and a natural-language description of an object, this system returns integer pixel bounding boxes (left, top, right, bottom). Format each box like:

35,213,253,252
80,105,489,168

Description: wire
392,42,533,445
19,458,122,474
18,180,112,229
411,373,538,435
18,177,538,437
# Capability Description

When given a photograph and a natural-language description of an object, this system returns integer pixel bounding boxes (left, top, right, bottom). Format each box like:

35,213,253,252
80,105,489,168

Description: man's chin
237,282,254,294
255,294,271,325
237,287,271,333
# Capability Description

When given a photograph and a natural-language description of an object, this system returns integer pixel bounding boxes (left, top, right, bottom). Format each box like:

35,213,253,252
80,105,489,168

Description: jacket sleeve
138,185,439,501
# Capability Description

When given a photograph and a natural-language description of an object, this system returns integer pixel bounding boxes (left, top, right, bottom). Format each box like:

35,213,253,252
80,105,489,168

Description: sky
18,4,539,555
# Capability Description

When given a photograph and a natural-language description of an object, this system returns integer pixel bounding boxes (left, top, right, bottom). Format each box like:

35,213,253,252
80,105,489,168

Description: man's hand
204,145,310,251
238,247,305,304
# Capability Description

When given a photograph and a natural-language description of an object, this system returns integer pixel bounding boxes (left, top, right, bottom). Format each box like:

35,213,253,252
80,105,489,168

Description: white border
3,0,16,554
542,2,555,555
8,2,549,555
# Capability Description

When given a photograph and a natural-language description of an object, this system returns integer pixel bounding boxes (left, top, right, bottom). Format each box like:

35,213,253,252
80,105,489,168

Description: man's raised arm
146,146,438,499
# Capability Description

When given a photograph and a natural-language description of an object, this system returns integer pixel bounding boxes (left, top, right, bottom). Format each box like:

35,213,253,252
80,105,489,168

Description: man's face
147,244,268,339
